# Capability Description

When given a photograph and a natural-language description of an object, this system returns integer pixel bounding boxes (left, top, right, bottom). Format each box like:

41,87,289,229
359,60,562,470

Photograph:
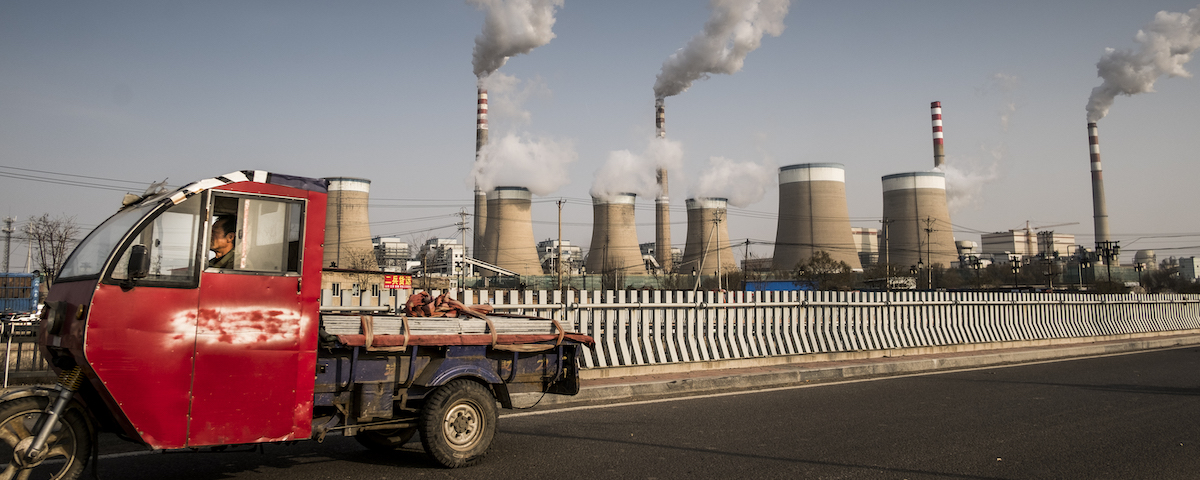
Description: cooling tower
880,172,956,268
323,177,378,269
1087,123,1111,247
681,198,738,276
473,88,489,261
585,193,644,275
772,163,862,271
931,101,945,168
483,187,541,276
654,98,673,272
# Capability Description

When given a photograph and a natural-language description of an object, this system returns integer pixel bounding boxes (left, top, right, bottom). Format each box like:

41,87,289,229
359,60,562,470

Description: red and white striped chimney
931,101,945,168
654,98,672,272
473,88,490,261
1087,122,1110,246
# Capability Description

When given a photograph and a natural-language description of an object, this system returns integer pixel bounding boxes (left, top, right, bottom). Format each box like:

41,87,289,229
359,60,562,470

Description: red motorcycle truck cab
1,170,590,479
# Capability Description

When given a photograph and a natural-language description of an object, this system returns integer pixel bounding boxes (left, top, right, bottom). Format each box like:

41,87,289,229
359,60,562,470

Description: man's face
210,224,235,256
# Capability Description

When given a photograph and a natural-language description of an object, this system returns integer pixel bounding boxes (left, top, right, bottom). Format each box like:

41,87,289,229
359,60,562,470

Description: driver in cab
208,216,236,269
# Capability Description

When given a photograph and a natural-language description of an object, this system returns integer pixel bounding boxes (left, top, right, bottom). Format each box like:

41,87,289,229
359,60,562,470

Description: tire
418,379,498,468
355,427,417,451
0,396,92,480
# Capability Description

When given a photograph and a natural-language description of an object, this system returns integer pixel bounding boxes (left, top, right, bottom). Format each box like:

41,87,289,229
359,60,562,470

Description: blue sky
2,1,1199,269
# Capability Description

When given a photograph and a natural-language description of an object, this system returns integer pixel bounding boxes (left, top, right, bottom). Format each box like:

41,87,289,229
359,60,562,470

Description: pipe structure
654,98,673,272
681,197,738,276
880,172,956,269
1087,122,1111,249
585,193,643,276
931,101,945,168
473,88,489,262
483,187,542,276
772,163,862,271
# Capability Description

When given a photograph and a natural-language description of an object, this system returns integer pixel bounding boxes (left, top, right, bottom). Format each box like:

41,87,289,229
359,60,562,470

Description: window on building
351,283,360,296
331,283,341,296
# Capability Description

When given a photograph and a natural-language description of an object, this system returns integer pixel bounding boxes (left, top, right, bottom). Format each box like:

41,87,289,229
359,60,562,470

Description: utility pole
455,210,469,291
714,210,724,292
2,217,13,274
923,217,936,289
880,217,892,291
557,200,564,293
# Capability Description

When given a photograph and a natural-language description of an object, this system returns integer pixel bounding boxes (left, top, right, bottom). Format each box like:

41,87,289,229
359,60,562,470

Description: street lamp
917,260,924,289
581,266,587,291
1135,262,1145,292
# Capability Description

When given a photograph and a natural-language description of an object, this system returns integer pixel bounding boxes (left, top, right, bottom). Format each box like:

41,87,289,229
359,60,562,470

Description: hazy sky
3,1,1199,271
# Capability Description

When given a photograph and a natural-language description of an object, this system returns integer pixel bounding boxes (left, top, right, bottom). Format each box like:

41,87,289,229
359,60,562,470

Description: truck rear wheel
0,396,92,480
355,427,417,451
418,379,497,468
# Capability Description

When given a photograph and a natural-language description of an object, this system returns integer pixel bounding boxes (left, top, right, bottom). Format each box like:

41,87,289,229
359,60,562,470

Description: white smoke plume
471,133,576,195
479,72,550,130
1086,5,1200,122
470,0,563,79
590,137,685,201
653,0,790,99
689,156,775,208
940,154,999,213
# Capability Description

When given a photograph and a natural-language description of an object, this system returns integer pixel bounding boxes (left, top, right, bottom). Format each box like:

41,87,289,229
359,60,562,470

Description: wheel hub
12,436,47,468
444,404,479,447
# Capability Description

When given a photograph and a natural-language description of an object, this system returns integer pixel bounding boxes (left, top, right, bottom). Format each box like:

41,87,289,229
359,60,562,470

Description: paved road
92,346,1200,479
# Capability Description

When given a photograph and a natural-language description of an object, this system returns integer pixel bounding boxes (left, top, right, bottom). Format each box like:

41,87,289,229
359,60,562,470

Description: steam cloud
470,0,563,79
591,137,685,201
1086,5,1200,122
689,156,775,208
471,133,576,195
653,0,790,99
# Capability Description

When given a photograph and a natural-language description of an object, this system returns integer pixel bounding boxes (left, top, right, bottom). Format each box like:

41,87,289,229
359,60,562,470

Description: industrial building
852,227,879,268
980,231,1077,259
372,237,412,273
537,239,583,275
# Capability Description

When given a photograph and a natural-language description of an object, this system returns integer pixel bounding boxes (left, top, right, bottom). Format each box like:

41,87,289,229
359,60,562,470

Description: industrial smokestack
681,197,737,276
880,172,956,269
483,186,541,275
474,88,489,262
1087,122,1111,248
772,163,862,271
586,193,643,275
931,101,945,168
654,98,673,272
323,177,377,269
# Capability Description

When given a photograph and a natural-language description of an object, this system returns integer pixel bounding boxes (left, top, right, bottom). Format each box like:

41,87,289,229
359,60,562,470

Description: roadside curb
516,334,1200,407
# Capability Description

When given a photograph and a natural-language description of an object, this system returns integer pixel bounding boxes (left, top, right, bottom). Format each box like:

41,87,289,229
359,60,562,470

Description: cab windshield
57,200,164,281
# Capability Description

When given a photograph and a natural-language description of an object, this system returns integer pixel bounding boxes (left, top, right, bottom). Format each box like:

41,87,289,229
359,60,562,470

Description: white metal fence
394,289,1200,370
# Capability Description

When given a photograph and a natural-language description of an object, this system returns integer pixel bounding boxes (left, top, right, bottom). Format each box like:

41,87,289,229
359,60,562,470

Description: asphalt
512,332,1200,408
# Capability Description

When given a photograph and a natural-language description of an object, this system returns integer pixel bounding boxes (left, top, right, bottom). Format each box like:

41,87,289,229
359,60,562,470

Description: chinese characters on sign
383,274,412,290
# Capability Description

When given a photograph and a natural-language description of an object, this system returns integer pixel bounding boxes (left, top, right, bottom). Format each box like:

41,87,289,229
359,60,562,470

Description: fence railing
440,289,1200,369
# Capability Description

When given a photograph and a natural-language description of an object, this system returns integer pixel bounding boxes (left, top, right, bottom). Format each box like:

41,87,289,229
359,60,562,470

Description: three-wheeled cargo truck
0,170,591,479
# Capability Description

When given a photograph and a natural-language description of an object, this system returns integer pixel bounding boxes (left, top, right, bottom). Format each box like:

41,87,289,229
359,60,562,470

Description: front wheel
0,396,92,480
418,380,498,468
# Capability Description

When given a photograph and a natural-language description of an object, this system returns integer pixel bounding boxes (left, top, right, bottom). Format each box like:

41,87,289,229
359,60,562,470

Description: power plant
654,98,673,273
323,177,377,269
473,88,489,262
585,193,643,275
482,186,542,276
1087,122,1113,258
880,172,957,268
772,163,862,271
681,197,738,276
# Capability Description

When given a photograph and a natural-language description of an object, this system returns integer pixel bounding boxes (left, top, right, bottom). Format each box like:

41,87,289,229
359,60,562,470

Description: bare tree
343,247,380,294
26,214,80,284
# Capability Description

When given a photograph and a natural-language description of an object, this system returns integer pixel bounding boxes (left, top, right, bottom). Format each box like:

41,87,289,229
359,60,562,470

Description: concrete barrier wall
408,289,1200,370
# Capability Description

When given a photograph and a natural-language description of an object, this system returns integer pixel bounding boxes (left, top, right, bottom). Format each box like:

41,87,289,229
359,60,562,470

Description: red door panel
84,284,199,448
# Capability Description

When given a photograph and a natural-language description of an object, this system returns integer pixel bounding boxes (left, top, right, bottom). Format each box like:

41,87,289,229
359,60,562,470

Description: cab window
110,195,204,285
207,194,303,275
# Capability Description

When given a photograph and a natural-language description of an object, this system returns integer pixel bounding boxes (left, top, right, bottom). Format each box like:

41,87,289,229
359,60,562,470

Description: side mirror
128,245,150,279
